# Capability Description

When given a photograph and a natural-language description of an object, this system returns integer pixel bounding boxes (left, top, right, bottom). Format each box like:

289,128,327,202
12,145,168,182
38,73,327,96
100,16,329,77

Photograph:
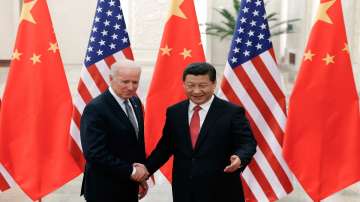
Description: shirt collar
189,95,214,112
109,86,126,105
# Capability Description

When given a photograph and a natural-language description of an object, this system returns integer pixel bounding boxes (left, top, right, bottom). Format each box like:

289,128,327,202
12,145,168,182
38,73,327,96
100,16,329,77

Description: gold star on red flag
167,0,187,20
342,43,349,53
20,0,38,24
180,48,192,59
0,0,82,200
48,42,59,53
12,49,22,61
322,53,335,65
30,53,41,64
304,50,315,61
160,45,172,56
315,0,336,24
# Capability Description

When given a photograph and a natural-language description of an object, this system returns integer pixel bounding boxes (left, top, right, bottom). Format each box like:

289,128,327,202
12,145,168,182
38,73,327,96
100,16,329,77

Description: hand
224,155,241,173
138,181,148,199
131,163,149,182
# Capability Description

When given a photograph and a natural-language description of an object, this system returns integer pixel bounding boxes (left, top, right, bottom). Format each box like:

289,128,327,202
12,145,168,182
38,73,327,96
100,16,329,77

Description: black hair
182,62,216,82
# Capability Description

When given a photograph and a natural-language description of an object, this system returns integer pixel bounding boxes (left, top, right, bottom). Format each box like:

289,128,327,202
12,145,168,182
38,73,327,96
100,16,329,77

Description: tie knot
124,99,129,105
193,105,201,112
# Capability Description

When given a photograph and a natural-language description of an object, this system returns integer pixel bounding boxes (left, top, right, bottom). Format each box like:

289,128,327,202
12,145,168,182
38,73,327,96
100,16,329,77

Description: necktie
190,105,201,148
124,100,139,139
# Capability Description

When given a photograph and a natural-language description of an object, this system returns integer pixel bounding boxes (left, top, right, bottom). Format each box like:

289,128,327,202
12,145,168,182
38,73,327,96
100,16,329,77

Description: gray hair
110,59,141,77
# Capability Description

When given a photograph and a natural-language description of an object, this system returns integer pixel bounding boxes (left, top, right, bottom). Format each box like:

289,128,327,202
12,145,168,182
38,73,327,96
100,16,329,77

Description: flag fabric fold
218,0,293,201
144,0,205,182
0,0,81,200
283,0,360,200
0,174,10,192
69,0,134,170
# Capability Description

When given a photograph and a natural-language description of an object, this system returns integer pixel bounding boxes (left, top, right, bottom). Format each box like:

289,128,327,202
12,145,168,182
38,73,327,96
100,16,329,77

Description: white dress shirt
188,95,215,128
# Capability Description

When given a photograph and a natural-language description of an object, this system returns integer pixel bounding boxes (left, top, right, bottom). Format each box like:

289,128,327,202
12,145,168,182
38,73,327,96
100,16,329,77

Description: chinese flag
144,0,205,181
283,0,360,200
0,0,81,200
0,173,10,192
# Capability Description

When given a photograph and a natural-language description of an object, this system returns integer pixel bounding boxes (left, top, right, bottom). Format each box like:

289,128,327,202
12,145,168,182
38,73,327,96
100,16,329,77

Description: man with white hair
80,60,148,202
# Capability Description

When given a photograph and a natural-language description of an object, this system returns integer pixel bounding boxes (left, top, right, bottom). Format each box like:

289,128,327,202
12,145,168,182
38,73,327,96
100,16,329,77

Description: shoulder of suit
167,99,188,111
84,90,109,110
215,96,244,111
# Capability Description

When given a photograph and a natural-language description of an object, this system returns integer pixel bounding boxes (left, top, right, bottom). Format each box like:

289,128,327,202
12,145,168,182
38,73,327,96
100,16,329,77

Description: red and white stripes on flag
68,0,134,169
218,0,293,201
218,50,293,201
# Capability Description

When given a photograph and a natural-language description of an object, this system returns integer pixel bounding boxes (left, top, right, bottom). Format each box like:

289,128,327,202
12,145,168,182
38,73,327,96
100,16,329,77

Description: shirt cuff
131,166,137,176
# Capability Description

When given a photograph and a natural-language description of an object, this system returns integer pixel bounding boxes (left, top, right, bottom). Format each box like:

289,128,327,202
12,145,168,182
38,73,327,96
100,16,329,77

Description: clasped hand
130,163,149,200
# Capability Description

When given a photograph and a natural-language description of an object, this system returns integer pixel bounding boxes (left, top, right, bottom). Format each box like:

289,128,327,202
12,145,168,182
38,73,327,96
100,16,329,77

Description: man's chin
190,97,205,105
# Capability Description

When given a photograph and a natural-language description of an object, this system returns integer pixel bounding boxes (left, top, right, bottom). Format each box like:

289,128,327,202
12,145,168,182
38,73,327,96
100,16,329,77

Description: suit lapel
103,90,136,135
179,100,194,153
194,96,223,152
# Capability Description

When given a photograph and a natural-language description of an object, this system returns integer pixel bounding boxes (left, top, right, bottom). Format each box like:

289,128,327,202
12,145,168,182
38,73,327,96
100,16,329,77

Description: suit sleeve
145,109,174,175
231,107,257,170
80,104,133,179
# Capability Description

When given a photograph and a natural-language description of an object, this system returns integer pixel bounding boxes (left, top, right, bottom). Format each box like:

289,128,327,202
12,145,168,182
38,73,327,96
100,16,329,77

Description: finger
224,162,237,173
134,163,145,169
139,191,146,199
140,174,149,182
223,166,232,173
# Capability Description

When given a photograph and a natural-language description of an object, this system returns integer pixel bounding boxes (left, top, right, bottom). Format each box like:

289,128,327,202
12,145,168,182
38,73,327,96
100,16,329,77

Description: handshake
130,163,150,199
130,162,149,182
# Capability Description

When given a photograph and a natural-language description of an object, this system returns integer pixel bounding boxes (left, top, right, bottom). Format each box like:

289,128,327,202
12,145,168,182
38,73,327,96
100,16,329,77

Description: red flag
145,0,205,181
283,0,360,200
0,0,81,200
0,174,10,192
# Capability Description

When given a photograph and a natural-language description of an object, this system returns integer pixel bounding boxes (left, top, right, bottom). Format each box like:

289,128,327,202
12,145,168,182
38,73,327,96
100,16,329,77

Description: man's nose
127,83,136,90
192,87,201,94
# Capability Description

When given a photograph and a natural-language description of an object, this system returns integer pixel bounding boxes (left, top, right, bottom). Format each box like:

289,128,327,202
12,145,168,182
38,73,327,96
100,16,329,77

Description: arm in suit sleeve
231,107,257,170
145,109,174,175
80,104,133,179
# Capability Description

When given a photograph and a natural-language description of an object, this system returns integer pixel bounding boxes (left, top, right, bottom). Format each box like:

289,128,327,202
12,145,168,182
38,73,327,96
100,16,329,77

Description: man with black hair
146,62,257,202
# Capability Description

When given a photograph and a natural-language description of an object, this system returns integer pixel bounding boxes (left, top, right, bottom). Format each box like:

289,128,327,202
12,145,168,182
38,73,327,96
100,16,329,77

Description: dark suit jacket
80,89,145,202
146,96,257,202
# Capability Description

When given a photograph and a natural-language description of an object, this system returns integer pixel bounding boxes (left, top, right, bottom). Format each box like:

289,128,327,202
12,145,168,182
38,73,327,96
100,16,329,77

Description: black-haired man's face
183,74,216,105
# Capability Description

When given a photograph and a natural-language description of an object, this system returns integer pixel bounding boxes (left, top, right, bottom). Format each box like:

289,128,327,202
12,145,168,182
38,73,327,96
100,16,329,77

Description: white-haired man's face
110,67,141,99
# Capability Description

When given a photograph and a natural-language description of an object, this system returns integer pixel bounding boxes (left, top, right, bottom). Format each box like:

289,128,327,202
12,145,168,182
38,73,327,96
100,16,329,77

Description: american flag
218,0,293,201
69,0,134,169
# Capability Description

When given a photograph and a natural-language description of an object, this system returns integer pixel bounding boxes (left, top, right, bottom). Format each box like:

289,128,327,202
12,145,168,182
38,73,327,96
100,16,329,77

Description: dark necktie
124,100,139,138
189,105,201,148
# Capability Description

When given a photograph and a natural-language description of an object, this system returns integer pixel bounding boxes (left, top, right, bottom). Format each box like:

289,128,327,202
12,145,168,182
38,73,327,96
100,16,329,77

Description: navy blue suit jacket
80,89,145,202
146,96,257,202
